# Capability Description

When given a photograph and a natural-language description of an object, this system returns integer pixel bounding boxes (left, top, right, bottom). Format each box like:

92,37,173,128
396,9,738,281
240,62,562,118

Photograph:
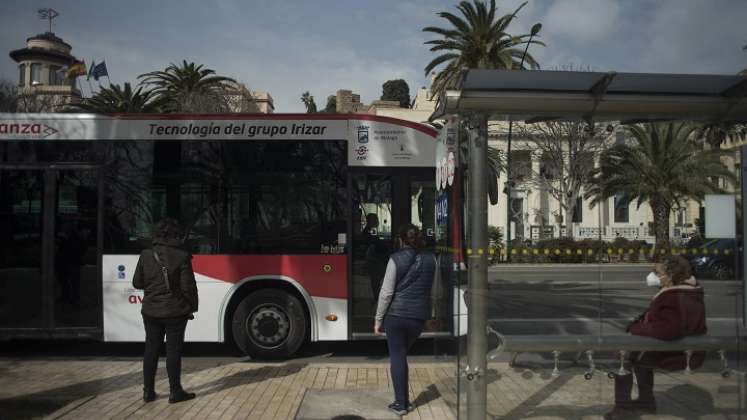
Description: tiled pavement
0,357,743,419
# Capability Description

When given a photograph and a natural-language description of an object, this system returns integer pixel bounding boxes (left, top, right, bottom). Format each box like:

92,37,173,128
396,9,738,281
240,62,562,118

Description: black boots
169,388,196,404
143,389,156,403
605,368,656,420
144,387,195,403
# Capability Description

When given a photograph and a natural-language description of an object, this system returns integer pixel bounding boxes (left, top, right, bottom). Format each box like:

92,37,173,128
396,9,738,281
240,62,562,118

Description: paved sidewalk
0,357,743,419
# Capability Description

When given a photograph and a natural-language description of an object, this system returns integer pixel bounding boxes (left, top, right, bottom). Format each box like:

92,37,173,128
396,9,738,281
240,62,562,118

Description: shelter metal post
742,146,747,326
466,113,488,420
505,119,512,261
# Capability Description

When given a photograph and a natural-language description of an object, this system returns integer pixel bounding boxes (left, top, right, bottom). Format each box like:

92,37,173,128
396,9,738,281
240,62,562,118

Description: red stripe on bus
103,113,439,138
191,254,347,299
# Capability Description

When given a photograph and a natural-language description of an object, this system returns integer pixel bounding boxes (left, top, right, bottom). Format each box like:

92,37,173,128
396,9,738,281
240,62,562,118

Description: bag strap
152,250,170,292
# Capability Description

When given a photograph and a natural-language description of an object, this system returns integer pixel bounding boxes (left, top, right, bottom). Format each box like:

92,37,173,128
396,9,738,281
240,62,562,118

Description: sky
1,0,745,113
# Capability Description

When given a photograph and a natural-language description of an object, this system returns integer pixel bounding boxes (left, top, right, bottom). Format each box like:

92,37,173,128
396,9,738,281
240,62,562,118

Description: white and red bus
0,113,464,358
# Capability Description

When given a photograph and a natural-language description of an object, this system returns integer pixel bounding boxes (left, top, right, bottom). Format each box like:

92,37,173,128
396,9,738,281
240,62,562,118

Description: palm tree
588,122,735,248
69,83,163,113
424,0,542,206
423,0,543,96
138,61,236,113
301,91,317,113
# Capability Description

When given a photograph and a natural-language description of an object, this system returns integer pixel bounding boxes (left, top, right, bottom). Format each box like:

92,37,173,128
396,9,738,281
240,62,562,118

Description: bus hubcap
247,305,289,348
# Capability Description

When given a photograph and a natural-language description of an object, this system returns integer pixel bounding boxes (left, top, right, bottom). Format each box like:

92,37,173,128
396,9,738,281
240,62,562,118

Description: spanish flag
65,60,87,79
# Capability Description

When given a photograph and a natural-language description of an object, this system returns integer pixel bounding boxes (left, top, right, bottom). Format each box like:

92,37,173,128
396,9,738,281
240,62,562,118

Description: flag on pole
65,60,87,79
92,61,109,81
87,60,96,81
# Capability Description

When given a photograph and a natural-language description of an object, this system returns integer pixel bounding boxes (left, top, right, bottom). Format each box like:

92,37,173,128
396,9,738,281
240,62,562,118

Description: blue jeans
384,315,424,406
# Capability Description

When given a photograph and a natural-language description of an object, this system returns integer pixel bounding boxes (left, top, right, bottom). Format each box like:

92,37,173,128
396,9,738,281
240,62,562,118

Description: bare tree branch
517,121,615,238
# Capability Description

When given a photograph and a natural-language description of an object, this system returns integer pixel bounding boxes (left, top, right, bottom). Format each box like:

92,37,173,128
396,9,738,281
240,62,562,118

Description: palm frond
424,0,543,97
137,61,237,113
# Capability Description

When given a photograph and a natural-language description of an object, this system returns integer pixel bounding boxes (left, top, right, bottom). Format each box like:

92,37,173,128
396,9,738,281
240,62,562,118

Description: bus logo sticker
356,145,368,161
357,126,369,143
117,265,126,279
322,264,333,273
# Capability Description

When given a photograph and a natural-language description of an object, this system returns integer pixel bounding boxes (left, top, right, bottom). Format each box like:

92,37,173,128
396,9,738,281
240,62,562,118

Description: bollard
718,350,731,378
584,350,595,380
616,350,630,376
552,350,561,377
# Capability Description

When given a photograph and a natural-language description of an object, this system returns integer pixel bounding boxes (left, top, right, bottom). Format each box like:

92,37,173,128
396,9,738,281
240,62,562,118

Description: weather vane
37,8,59,33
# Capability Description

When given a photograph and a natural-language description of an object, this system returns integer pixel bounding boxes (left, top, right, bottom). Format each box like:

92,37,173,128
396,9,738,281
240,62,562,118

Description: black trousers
614,351,657,407
142,315,188,392
384,315,425,406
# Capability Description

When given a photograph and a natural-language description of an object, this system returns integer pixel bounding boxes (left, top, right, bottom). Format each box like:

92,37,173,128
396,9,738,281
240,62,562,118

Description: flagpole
76,77,84,96
103,61,112,87
86,60,95,96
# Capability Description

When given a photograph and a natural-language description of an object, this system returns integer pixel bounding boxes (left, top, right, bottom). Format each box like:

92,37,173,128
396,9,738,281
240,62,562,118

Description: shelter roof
433,70,747,124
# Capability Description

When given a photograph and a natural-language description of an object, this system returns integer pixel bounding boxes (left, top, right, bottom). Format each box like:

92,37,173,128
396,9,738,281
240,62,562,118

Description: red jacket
628,284,707,370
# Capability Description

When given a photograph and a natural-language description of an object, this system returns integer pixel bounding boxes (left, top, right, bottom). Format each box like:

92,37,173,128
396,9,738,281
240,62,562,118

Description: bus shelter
432,69,747,419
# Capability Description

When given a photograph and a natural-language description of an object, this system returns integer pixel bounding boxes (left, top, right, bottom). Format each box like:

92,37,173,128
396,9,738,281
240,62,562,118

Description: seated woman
605,255,706,420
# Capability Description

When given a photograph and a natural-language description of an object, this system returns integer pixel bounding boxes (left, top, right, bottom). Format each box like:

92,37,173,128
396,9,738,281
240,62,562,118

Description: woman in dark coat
605,255,706,419
133,218,199,404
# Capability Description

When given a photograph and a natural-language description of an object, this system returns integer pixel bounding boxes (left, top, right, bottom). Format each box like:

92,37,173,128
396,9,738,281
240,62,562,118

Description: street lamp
505,23,541,261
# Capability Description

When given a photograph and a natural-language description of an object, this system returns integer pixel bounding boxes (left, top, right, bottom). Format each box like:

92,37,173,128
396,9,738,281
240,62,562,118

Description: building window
30,63,42,84
49,65,64,85
676,208,686,227
572,196,583,223
511,150,532,182
539,152,558,180
614,194,629,223
18,64,25,86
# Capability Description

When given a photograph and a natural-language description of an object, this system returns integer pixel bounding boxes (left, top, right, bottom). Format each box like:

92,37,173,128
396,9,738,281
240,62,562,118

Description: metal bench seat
486,330,747,379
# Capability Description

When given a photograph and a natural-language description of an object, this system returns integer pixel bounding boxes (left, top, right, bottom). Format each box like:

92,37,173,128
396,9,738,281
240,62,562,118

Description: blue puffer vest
387,247,436,321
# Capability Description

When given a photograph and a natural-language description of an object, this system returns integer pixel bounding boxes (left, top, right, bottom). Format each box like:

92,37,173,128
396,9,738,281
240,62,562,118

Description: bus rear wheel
231,289,308,359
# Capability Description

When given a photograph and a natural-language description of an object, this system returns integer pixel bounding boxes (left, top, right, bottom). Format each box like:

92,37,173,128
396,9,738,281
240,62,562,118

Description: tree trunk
564,193,575,239
651,197,671,251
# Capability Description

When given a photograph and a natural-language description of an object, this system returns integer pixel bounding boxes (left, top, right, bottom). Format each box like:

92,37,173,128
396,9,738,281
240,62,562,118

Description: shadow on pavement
0,360,306,419
488,382,738,420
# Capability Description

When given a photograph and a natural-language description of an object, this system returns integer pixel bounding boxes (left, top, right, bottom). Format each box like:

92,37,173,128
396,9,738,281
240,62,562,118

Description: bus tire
231,289,308,359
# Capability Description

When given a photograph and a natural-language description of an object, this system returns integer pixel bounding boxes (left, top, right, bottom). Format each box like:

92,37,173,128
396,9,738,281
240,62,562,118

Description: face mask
646,272,661,287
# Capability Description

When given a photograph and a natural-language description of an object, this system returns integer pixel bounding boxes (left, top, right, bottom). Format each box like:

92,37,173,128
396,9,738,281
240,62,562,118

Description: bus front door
0,165,103,338
350,170,448,337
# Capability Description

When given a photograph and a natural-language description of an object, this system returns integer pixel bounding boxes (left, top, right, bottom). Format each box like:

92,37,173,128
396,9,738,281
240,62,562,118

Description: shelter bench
486,329,747,380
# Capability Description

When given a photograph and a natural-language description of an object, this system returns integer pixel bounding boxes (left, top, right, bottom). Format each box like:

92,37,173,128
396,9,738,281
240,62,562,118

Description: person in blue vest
374,224,436,416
